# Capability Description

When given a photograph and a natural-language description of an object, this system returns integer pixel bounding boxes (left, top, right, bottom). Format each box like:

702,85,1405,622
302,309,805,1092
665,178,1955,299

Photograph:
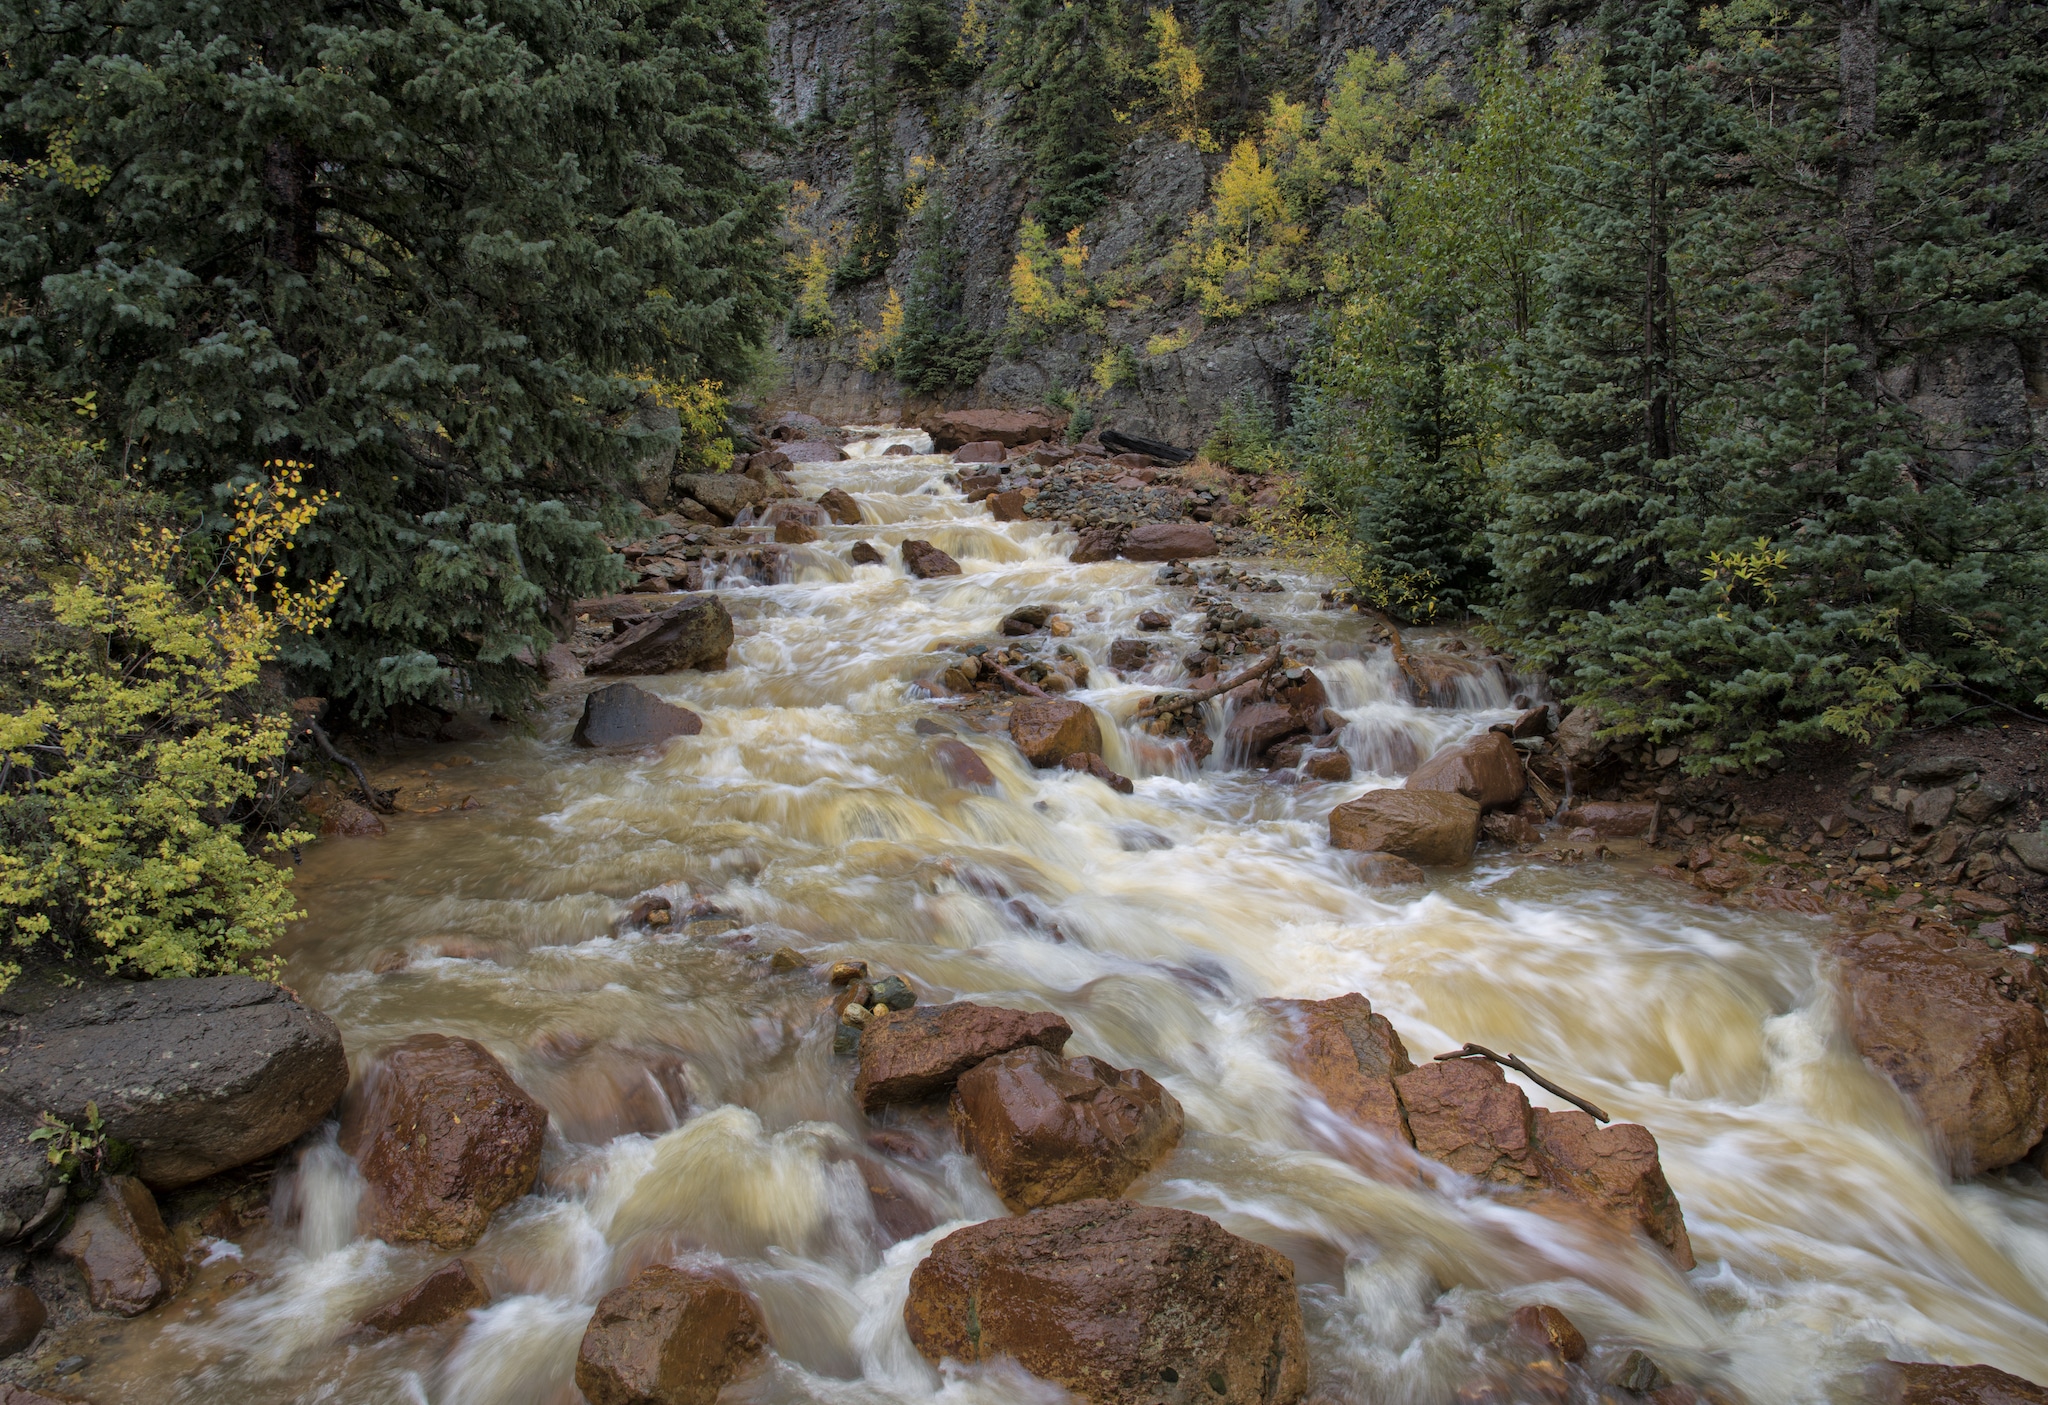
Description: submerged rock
585,598,733,676
340,1033,549,1249
1345,851,1426,886
357,1259,491,1335
1405,731,1526,811
1328,790,1482,866
1008,699,1103,767
952,1046,1184,1210
849,540,884,565
572,683,702,748
55,1175,187,1315
1508,1304,1586,1363
904,1198,1307,1405
1834,929,2048,1175
1061,751,1135,794
931,738,996,788
575,1264,766,1405
854,1002,1072,1112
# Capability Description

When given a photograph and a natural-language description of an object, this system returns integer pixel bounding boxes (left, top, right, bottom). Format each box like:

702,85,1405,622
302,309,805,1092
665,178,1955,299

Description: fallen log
987,659,1053,700
1137,649,1283,717
1100,428,1195,465
1433,1042,1610,1123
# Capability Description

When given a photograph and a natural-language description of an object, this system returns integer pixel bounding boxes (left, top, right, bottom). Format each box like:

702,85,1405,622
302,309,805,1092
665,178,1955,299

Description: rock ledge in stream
1263,994,1413,1146
585,598,733,676
952,1046,1184,1210
575,1264,766,1405
0,976,348,1191
901,540,962,578
904,1198,1307,1405
854,1003,1072,1111
1404,732,1525,811
340,1034,549,1249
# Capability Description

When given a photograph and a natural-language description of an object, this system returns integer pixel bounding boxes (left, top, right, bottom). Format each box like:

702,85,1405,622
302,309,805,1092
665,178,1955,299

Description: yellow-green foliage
0,467,342,990
1175,127,1310,317
1007,219,1099,334
1143,10,1214,150
856,288,906,371
646,377,736,472
1251,472,1444,621
784,182,840,339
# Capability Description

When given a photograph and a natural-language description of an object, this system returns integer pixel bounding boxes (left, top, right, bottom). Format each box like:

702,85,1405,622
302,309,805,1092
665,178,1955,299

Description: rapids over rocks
75,433,2048,1402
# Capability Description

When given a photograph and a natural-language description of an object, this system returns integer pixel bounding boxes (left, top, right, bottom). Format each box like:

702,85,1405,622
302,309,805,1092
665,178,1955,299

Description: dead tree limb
1433,1042,1610,1123
305,719,393,813
988,659,1053,700
1141,649,1283,717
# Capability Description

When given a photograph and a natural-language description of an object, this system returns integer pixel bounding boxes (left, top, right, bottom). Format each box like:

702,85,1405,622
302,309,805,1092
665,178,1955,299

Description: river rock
1303,749,1352,782
0,1284,43,1357
585,598,733,676
1329,790,1482,866
850,541,884,565
321,797,386,836
340,1034,550,1249
1122,522,1218,561
988,490,1028,520
1061,751,1135,794
817,487,863,524
926,408,1065,451
1008,699,1103,767
932,738,996,788
1908,787,1958,833
1346,851,1425,885
672,472,766,524
776,439,845,464
1531,1107,1696,1270
953,1047,1185,1210
1509,1304,1586,1363
0,976,349,1190
761,501,827,530
774,519,819,544
904,1198,1307,1405
1108,639,1153,671
572,683,702,748
1264,993,1414,1144
952,440,1006,464
358,1259,491,1334
1395,1058,1547,1187
1890,1362,2048,1403
1555,801,1656,837
1071,526,1125,563
763,410,829,442
55,1175,187,1315
575,1264,766,1405
854,1002,1072,1111
1405,732,1525,811
1834,930,2048,1174
901,539,962,578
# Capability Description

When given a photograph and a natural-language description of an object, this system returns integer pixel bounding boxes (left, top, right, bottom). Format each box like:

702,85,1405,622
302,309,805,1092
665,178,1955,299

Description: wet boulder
1555,801,1657,837
1889,1362,2048,1403
340,1033,550,1249
1001,604,1052,635
1405,732,1526,811
1122,522,1218,561
357,1259,491,1335
1008,699,1104,767
586,598,734,676
1108,638,1154,672
1264,993,1414,1145
901,539,962,578
672,472,767,524
926,408,1066,451
1071,526,1126,563
763,410,829,442
0,976,349,1191
952,440,1006,464
953,1047,1184,1210
854,1002,1072,1111
1137,609,1172,630
817,487,863,525
850,541,884,565
1395,1058,1548,1188
774,519,819,544
320,797,386,836
572,683,703,748
761,501,827,530
1061,751,1135,794
988,490,1028,521
904,1198,1307,1405
777,439,846,463
1532,1108,1695,1271
1345,852,1425,886
575,1264,766,1405
931,738,996,789
1509,1304,1586,1363
1303,749,1352,782
54,1175,187,1315
1834,930,2048,1175
1329,790,1482,866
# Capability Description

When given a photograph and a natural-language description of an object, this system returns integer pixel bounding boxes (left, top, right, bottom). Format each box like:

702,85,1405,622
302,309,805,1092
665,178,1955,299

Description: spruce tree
1001,0,1128,231
1196,0,1259,136
895,195,993,391
840,0,903,284
0,0,783,718
894,0,961,95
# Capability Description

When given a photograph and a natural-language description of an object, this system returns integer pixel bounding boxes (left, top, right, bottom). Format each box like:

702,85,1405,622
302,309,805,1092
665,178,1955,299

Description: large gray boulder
672,473,767,524
586,598,734,676
0,977,349,1194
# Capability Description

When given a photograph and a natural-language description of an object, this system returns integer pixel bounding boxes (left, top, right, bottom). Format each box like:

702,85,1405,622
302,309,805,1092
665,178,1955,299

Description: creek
77,433,2048,1402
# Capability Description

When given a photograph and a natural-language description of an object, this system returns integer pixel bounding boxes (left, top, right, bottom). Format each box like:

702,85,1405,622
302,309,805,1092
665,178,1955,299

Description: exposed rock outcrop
671,473,767,524
926,408,1065,450
1889,1362,2048,1403
575,1265,766,1405
952,1046,1184,1210
904,1199,1307,1405
854,1002,1072,1111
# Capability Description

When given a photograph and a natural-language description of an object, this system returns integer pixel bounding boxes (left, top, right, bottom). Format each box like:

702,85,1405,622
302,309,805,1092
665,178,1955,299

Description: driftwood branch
1433,1042,1610,1123
987,659,1053,700
1143,649,1284,717
305,719,393,813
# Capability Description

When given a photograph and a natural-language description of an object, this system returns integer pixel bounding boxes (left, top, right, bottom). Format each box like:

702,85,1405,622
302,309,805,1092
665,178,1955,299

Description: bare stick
1433,1042,1610,1123
1144,649,1284,716
987,659,1053,700
305,719,391,813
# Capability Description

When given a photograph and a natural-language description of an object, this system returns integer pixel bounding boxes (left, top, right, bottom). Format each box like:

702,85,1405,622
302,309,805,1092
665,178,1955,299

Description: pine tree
1001,0,1129,230
0,0,784,719
895,195,993,391
1196,0,1259,136
894,0,961,95
839,0,903,284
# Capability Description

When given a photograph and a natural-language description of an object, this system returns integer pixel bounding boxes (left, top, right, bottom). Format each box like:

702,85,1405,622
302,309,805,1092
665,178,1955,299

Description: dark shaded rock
1908,787,1957,833
871,976,917,1011
904,1199,1307,1405
1108,638,1154,671
1001,604,1053,635
339,1034,549,1249
1896,756,1984,786
585,598,733,676
763,411,829,442
1556,801,1656,837
774,519,819,544
1062,751,1135,793
572,683,702,748
358,1259,490,1335
1122,522,1218,561
1610,1349,1670,1393
850,541,884,565
1264,993,1413,1144
1834,930,2048,1174
952,1046,1184,1210
0,976,348,1191
1009,699,1104,766
321,798,386,836
774,439,844,463
575,1264,766,1405
932,738,996,788
1890,1362,2048,1403
1956,783,2016,824
1406,732,1526,811
1100,428,1195,464
853,1002,1072,1111
0,1284,45,1356
55,1175,187,1315
902,540,962,578
1329,790,1482,866
1137,609,1172,630
1345,851,1425,886
817,487,863,524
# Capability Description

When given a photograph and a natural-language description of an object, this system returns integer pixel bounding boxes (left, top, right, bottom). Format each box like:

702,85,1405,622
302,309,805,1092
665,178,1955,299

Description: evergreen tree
1196,0,1259,136
894,0,961,95
1000,0,1129,231
0,0,783,718
839,0,903,284
895,195,993,391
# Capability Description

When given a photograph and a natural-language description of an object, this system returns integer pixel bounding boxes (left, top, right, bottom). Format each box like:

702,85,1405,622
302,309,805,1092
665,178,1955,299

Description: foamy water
70,433,2048,1403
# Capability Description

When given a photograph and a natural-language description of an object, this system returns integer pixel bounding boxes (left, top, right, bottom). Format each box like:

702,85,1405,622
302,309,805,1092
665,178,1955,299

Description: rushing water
61,435,2048,1403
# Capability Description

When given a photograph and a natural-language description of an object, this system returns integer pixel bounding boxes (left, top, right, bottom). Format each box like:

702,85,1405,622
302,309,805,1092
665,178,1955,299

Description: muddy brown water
48,434,2048,1403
